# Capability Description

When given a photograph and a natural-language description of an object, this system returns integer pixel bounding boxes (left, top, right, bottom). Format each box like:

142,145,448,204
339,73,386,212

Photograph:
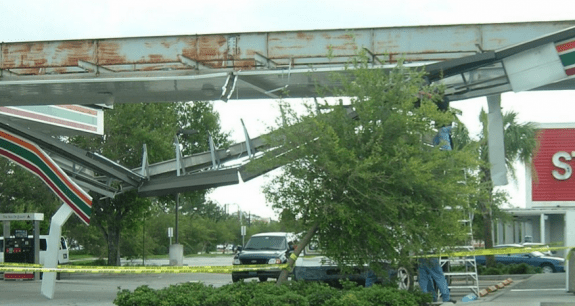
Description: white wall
565,211,575,258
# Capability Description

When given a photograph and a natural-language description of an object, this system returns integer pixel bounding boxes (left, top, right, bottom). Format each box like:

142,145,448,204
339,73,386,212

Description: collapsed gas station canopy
1,20,575,110
1,20,575,197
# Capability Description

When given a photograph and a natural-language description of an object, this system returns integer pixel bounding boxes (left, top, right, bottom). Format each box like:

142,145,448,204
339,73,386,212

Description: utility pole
169,128,198,266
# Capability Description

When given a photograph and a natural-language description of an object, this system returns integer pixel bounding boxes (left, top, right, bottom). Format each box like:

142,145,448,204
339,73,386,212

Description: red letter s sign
552,151,573,180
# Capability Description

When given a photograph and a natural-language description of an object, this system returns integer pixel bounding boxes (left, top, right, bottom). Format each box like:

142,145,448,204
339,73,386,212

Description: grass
68,253,97,260
68,252,235,266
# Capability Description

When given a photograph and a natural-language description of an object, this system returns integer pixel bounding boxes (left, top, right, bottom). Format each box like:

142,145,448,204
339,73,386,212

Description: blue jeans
418,258,450,302
426,277,437,302
365,270,377,287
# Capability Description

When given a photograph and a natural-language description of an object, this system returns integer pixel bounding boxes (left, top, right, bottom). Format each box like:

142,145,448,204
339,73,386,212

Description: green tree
154,102,231,232
476,109,537,267
67,101,229,265
251,57,480,284
0,159,61,234
68,103,177,265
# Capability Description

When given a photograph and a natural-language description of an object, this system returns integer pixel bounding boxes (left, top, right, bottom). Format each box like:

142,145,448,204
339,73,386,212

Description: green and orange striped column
556,38,575,76
0,129,92,225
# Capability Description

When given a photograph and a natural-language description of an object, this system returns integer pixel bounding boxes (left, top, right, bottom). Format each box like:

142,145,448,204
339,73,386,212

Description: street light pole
169,128,198,266
173,129,198,245
175,193,179,244
174,135,182,245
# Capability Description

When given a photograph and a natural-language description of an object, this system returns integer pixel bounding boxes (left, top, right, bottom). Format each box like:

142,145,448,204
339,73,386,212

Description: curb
477,278,513,299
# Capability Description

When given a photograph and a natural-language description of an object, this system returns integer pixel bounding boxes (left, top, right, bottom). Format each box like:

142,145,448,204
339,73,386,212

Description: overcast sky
1,0,574,219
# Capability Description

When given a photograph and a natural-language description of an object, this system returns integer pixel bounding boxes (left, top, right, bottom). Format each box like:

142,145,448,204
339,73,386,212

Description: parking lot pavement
0,272,232,306
414,273,575,305
443,273,575,305
445,274,529,302
3,258,573,306
0,255,238,306
479,273,575,305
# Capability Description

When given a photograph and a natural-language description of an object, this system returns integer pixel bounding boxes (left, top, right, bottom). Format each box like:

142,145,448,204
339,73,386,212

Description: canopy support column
41,204,73,299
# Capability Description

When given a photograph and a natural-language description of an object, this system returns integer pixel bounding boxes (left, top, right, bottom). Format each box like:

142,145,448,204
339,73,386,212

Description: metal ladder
440,217,480,297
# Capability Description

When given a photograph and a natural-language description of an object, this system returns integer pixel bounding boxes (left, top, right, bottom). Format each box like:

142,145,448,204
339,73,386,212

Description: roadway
1,256,573,305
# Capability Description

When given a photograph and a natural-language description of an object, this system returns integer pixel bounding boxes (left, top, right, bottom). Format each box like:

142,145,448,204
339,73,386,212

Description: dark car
232,232,296,282
475,250,565,273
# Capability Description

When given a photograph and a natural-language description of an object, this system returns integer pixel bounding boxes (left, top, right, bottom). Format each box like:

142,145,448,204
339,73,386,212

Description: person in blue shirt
433,125,453,151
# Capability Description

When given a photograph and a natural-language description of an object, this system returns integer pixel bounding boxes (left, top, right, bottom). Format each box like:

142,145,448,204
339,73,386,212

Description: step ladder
440,217,480,297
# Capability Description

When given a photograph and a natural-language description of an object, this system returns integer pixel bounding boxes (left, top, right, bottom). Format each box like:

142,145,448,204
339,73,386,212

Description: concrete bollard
169,244,184,266
568,248,575,293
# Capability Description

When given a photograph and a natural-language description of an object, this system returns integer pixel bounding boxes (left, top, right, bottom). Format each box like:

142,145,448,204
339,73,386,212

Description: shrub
477,263,539,275
482,267,502,275
286,281,342,306
114,280,431,306
507,263,537,274
115,282,213,306
360,287,431,306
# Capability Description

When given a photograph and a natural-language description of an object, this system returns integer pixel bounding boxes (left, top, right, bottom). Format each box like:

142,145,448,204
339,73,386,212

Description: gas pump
1,213,44,280
5,230,34,263
4,234,35,280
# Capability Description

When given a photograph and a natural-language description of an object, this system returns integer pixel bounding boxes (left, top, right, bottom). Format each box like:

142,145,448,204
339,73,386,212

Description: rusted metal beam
254,53,278,69
177,54,210,70
0,21,574,107
77,60,114,74
2,21,574,74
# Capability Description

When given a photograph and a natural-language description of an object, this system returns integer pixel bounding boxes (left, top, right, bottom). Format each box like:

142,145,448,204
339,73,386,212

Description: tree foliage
0,159,61,234
252,56,481,275
66,101,230,265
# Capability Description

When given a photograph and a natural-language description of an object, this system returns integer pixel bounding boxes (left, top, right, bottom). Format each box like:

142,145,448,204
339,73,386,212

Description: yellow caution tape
0,263,289,274
418,246,574,258
2,246,574,274
297,246,575,259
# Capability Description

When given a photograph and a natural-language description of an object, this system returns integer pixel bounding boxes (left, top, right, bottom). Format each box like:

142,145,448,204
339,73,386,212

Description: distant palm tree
476,109,537,267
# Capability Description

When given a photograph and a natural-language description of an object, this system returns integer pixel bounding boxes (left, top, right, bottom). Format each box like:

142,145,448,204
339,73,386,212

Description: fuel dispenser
4,236,35,280
1,213,44,280
5,237,35,263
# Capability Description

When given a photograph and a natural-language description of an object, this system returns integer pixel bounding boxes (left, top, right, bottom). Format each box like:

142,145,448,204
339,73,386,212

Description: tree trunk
479,168,496,268
276,222,319,286
481,200,496,268
107,224,121,266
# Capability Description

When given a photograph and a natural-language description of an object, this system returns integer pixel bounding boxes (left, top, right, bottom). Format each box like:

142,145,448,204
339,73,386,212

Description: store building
499,123,575,258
